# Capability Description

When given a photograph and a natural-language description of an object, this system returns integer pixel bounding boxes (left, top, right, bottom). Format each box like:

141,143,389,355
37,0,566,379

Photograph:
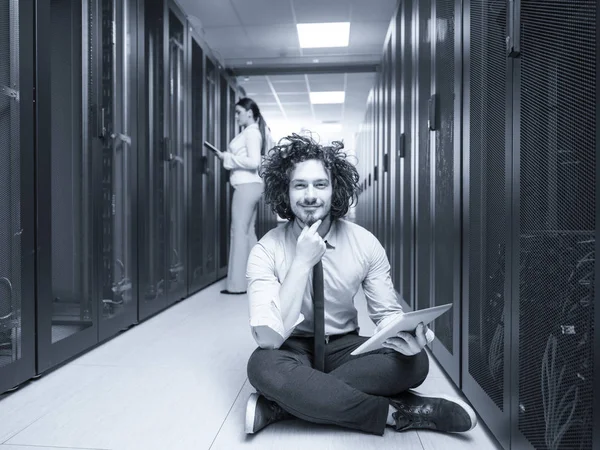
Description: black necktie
312,260,325,371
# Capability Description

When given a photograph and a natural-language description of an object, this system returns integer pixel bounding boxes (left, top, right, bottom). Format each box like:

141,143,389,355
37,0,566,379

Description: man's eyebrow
291,178,330,183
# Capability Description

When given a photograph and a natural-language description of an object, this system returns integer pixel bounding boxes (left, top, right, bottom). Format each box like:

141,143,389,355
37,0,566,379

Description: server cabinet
511,1,596,449
461,0,512,446
414,0,433,316
396,0,414,311
216,75,232,279
201,57,219,281
95,0,139,341
382,36,394,283
165,5,188,304
139,1,189,321
188,36,209,293
0,0,35,394
429,0,462,384
139,0,169,319
36,0,99,371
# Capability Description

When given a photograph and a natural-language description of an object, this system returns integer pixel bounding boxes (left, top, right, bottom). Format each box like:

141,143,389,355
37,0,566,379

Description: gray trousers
247,332,429,435
227,182,263,292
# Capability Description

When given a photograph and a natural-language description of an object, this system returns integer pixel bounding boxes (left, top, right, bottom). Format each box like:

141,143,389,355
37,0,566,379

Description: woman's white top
223,123,264,187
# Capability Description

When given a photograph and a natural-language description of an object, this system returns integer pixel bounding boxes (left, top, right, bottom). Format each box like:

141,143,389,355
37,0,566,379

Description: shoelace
393,411,437,431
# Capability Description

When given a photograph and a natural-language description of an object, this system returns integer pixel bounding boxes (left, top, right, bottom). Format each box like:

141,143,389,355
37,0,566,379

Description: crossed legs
247,332,429,435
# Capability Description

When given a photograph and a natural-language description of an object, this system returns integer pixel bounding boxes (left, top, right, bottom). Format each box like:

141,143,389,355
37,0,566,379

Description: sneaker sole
408,390,478,432
245,393,259,434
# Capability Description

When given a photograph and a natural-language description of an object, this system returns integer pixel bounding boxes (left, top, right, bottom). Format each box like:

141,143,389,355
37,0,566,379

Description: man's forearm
279,259,312,331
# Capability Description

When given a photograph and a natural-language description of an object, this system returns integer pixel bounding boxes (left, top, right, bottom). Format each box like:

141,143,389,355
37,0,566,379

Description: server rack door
511,1,596,449
375,77,382,242
216,76,230,279
429,0,461,383
96,0,138,340
382,38,393,278
165,7,187,303
36,0,98,371
139,0,169,320
202,58,218,281
461,0,511,446
0,0,35,394
225,85,235,258
189,38,209,293
396,0,415,310
368,95,375,233
414,0,433,316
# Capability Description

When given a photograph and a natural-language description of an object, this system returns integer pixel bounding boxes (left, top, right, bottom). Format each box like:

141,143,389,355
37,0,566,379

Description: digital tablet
204,141,220,153
351,303,453,356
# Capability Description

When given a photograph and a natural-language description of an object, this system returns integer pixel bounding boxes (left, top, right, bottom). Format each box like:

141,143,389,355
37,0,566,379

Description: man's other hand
382,322,430,356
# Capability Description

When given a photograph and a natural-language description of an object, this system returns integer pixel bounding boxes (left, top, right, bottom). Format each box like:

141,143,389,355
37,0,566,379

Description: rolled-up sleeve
223,128,262,171
246,242,303,349
362,237,404,327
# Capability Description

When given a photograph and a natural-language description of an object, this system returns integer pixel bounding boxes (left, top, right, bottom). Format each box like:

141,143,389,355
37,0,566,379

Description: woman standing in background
212,98,271,294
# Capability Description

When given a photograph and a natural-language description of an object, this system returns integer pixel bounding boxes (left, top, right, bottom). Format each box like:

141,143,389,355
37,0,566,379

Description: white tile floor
0,280,502,450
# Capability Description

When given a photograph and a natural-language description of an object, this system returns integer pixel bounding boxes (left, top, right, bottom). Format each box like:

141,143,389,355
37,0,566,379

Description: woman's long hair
236,97,269,155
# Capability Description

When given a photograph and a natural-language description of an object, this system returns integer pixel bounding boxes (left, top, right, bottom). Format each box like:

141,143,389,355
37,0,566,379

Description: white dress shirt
246,219,434,349
222,123,264,187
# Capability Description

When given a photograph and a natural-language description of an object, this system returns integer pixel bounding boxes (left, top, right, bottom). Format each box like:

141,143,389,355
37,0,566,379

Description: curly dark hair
259,133,360,221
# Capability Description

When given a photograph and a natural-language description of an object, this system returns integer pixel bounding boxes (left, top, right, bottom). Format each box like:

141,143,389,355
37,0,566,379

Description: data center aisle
0,281,500,450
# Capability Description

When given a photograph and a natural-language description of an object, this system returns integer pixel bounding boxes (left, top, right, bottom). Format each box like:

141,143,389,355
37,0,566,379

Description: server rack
461,0,512,446
428,0,463,385
202,57,219,281
188,34,209,293
216,74,232,280
138,0,169,320
414,0,433,319
96,0,139,340
396,0,415,313
510,1,596,449
165,3,188,305
0,0,253,395
36,0,99,372
355,0,598,448
0,0,36,394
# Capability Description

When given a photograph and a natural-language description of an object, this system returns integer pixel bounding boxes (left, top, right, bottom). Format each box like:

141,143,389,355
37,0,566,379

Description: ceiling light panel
310,91,345,104
297,22,350,48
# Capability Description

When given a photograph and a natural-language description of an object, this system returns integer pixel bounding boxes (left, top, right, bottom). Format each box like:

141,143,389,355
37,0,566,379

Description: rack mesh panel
142,0,166,303
218,76,229,271
204,60,217,272
190,41,204,283
167,11,186,296
399,0,413,310
415,0,432,313
0,0,21,367
432,0,455,353
101,0,115,311
468,0,507,410
517,1,595,449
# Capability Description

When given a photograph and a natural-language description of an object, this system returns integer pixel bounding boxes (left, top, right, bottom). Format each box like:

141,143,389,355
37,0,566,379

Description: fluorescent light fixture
310,91,345,104
297,22,350,48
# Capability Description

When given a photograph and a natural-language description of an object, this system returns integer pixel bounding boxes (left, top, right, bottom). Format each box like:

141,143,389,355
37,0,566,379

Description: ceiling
175,0,399,147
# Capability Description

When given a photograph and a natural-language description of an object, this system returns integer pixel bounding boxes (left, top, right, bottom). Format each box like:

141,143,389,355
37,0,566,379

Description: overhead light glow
297,22,350,48
310,91,345,104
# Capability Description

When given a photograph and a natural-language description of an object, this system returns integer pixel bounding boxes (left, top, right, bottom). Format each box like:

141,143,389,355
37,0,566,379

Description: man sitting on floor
244,134,476,436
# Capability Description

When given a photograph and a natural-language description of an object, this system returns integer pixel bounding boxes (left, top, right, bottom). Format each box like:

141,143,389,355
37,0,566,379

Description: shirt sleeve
362,235,405,327
246,241,304,349
223,127,262,171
